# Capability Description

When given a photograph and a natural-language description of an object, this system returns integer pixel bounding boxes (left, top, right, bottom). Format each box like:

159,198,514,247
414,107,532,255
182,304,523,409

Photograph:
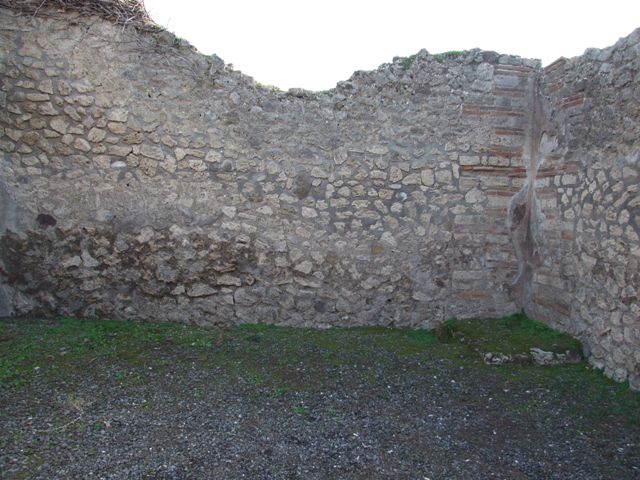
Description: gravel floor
1,317,638,479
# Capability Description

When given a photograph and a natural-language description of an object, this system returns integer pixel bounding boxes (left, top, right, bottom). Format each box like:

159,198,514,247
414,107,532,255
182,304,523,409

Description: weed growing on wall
432,50,465,61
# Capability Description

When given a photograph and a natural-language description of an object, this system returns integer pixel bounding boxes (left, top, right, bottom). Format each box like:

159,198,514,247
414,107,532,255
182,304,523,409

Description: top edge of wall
1,2,638,98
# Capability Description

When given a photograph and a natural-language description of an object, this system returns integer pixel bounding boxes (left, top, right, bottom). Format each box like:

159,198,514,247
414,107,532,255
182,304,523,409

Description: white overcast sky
144,0,640,91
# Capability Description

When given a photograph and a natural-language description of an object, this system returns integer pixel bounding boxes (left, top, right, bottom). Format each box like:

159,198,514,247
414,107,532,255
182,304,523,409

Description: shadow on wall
0,3,638,389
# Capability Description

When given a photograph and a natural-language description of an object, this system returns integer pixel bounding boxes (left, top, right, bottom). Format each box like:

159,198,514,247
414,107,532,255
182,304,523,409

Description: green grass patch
438,313,582,354
0,316,223,386
293,405,310,416
1,313,638,426
432,50,465,62
399,50,465,70
401,54,417,70
430,314,640,424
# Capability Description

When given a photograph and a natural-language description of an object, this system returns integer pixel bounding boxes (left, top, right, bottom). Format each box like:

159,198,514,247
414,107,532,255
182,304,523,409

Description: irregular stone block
107,108,128,122
187,283,216,297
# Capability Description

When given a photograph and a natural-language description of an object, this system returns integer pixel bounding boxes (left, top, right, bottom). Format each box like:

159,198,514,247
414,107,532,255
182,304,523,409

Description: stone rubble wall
529,30,640,389
0,9,638,388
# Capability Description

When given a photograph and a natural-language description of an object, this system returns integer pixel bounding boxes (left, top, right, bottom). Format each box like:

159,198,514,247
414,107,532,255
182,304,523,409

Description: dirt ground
1,315,638,479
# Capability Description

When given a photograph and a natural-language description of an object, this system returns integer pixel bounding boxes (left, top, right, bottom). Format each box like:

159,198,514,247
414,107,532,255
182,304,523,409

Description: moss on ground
0,316,224,386
1,314,638,425
434,313,582,355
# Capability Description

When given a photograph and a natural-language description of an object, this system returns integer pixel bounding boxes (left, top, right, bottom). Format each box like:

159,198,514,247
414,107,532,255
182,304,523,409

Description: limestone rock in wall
0,7,638,389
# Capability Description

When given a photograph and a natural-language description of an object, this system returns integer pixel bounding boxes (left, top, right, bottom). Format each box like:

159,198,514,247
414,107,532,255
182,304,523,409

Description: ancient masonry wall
0,9,637,388
528,34,640,388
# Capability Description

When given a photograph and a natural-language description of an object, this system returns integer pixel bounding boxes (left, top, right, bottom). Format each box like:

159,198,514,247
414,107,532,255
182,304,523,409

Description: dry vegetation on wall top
0,0,155,30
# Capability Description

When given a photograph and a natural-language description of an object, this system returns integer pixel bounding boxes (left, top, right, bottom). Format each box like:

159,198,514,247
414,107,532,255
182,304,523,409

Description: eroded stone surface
0,7,637,388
